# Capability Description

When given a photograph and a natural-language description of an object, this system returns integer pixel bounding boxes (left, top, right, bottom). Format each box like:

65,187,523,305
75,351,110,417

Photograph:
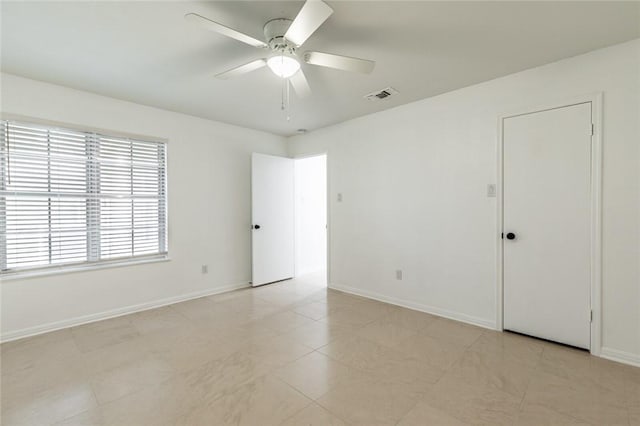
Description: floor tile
381,306,438,331
274,351,364,400
516,402,593,425
523,369,630,425
317,374,427,425
293,301,331,320
1,329,75,369
221,297,283,322
626,367,640,406
2,380,97,426
540,344,640,408
280,320,354,349
536,343,594,381
629,405,640,426
79,337,153,377
317,334,395,372
244,334,315,368
71,316,141,353
469,330,544,368
260,310,318,334
394,332,467,371
206,287,258,304
281,402,346,425
53,409,104,426
89,355,175,404
397,400,471,426
57,375,198,426
448,349,535,398
182,350,272,404
355,318,419,348
146,327,239,373
370,349,445,387
348,298,397,318
421,318,484,347
423,374,522,425
320,305,381,328
2,336,86,404
129,305,191,336
217,321,280,343
179,375,311,425
168,296,229,322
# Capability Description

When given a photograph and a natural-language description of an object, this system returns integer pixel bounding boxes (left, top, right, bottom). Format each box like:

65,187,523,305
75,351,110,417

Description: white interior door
503,102,592,349
251,153,294,286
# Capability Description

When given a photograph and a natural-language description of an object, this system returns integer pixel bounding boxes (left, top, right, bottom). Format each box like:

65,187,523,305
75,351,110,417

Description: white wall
0,73,287,340
288,39,640,365
294,155,327,276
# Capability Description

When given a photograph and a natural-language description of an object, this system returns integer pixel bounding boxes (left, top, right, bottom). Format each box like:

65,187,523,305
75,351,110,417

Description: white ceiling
2,1,639,136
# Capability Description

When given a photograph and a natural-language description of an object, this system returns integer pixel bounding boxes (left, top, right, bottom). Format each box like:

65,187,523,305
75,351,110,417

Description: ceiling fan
185,0,375,98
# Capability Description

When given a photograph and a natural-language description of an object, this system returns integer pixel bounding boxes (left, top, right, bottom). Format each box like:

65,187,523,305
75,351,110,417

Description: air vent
364,87,399,101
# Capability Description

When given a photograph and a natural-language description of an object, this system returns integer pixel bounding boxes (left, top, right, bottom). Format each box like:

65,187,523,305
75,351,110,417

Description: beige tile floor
2,273,639,425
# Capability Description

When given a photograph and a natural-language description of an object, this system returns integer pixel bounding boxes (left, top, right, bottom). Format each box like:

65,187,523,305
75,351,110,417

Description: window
0,120,167,275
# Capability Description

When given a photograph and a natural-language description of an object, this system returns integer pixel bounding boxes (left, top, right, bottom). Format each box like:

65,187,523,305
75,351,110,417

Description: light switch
337,193,343,202
487,184,496,198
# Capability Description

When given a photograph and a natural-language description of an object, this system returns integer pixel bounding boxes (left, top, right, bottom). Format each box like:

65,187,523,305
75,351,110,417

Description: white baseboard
600,347,640,368
329,282,496,330
0,282,250,343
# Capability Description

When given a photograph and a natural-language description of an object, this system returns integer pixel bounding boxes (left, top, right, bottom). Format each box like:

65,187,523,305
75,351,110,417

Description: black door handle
506,232,516,240
253,224,261,230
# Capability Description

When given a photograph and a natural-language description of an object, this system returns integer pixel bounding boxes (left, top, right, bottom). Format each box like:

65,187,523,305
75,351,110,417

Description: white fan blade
289,70,312,98
216,59,267,79
185,13,267,48
284,0,333,47
304,51,375,74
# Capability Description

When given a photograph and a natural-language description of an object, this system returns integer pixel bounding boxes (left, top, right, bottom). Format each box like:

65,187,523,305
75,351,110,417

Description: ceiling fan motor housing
264,19,295,53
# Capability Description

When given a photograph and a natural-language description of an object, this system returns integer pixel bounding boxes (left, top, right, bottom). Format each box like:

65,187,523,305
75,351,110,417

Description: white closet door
251,153,294,286
503,102,592,349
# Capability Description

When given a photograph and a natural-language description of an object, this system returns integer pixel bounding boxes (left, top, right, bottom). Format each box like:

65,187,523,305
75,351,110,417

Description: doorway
294,154,327,286
498,95,602,353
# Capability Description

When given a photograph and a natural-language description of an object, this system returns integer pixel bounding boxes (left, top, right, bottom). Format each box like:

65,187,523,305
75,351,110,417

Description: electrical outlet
487,184,496,198
201,265,208,274
337,193,343,202
396,269,403,280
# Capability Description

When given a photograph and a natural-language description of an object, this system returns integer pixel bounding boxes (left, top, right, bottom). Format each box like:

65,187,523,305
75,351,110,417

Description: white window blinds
0,120,168,274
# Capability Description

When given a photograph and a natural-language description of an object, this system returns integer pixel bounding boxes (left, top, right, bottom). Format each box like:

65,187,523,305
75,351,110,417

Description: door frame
291,152,330,283
495,93,603,355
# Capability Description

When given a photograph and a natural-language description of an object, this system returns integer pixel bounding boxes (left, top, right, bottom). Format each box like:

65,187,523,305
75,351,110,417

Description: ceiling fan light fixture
267,55,300,78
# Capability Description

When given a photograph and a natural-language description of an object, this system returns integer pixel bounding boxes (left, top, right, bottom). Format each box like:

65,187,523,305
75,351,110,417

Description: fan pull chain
286,80,291,121
281,78,291,121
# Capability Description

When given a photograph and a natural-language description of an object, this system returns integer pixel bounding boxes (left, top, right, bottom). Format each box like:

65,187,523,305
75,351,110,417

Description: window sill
0,255,171,281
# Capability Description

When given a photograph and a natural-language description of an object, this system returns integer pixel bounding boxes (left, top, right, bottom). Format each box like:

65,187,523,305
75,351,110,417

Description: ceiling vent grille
364,87,399,101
